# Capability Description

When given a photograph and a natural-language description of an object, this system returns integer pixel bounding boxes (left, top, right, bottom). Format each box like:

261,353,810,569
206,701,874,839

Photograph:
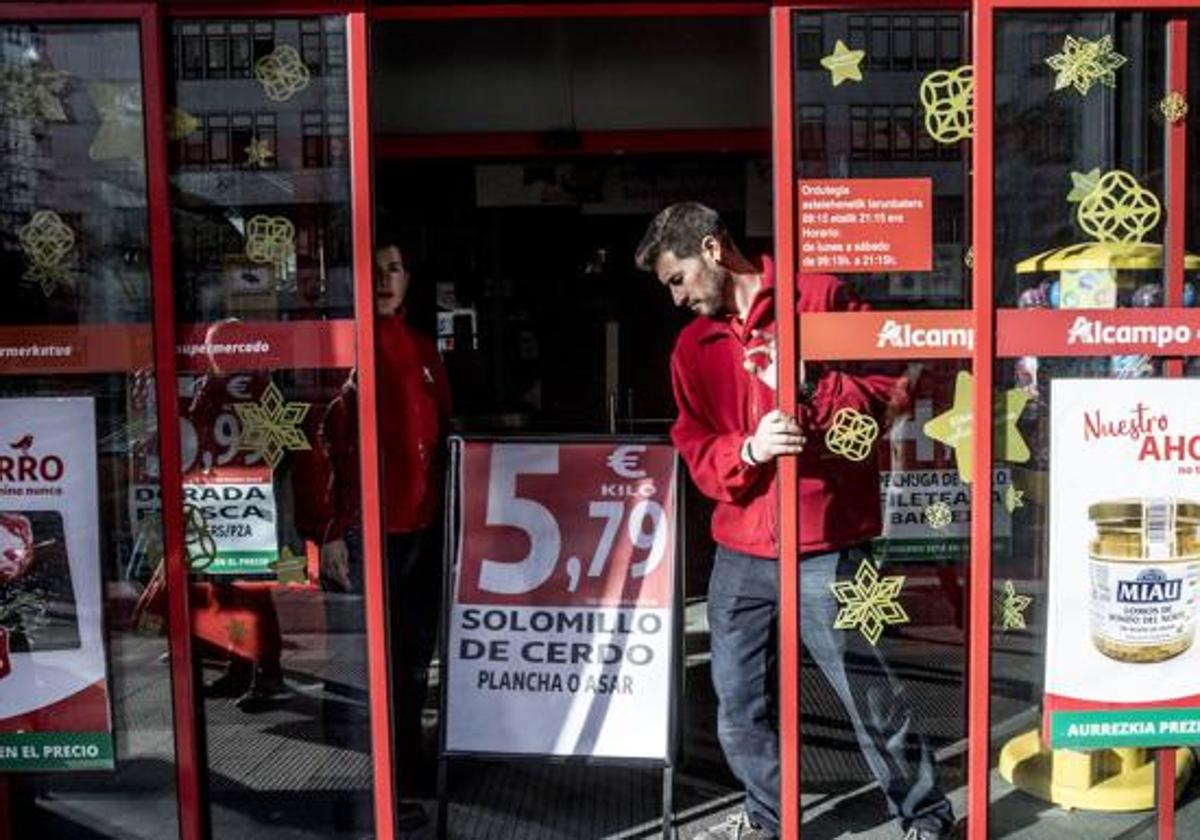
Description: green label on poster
1051,708,1200,749
0,731,114,771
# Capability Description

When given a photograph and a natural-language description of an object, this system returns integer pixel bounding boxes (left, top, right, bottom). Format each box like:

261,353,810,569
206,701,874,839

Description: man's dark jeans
707,544,954,835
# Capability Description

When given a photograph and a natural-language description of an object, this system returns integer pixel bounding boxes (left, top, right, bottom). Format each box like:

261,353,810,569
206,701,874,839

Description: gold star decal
925,502,953,530
820,40,865,87
1046,34,1127,97
244,137,274,168
1067,168,1102,203
1005,485,1025,514
922,371,1031,484
232,381,311,470
0,66,69,123
166,107,199,140
997,580,1033,632
831,560,909,646
89,82,144,163
270,547,307,585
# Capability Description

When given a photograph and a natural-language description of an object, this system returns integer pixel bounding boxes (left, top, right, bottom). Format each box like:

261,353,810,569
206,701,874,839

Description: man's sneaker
695,810,775,840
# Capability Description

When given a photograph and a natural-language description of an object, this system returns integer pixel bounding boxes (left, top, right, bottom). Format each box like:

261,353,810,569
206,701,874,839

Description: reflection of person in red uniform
636,203,956,840
318,242,451,824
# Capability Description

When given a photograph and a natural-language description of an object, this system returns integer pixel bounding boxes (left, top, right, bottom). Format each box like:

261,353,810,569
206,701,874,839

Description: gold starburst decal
820,40,865,87
270,547,307,585
0,67,69,123
1046,35,1127,97
825,407,880,463
920,65,974,144
232,382,311,469
832,560,910,646
997,580,1033,632
245,137,274,168
18,210,75,295
925,502,953,530
1076,170,1161,244
254,45,311,102
1160,92,1188,124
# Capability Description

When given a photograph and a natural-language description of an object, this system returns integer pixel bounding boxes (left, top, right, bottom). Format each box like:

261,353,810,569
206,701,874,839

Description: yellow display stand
999,729,1194,811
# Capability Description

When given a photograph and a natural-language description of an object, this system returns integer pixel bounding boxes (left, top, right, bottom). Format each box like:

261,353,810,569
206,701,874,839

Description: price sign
446,440,678,760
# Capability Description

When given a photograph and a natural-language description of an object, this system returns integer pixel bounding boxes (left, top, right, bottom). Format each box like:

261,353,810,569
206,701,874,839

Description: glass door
980,3,1200,838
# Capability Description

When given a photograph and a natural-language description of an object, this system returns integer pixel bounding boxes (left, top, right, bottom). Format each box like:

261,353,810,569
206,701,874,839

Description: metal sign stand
433,436,683,840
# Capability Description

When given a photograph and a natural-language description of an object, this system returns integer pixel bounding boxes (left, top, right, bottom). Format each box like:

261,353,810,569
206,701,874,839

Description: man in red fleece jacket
317,241,451,830
636,203,955,840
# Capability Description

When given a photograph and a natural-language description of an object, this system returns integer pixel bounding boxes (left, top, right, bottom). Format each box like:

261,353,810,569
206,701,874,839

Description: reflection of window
252,22,275,64
916,16,937,70
180,23,203,80
230,22,253,78
848,16,867,62
870,17,890,70
303,111,324,168
205,23,228,79
850,105,870,160
795,14,824,64
894,105,914,159
301,19,323,74
871,105,890,157
798,105,826,161
892,17,913,69
939,17,962,64
207,114,229,166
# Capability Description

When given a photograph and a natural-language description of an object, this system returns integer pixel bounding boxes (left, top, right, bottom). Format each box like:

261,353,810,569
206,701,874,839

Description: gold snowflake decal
925,502,953,530
1046,35,1127,97
254,45,311,102
1005,485,1025,514
831,559,910,646
997,580,1033,632
232,381,311,469
825,407,880,462
0,67,69,123
1160,92,1188,124
1076,170,1161,244
963,246,975,269
18,210,75,295
920,65,974,144
270,547,307,585
245,137,274,168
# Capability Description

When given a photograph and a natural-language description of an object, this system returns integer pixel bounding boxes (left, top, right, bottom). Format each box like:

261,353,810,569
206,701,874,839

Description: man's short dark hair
634,202,727,272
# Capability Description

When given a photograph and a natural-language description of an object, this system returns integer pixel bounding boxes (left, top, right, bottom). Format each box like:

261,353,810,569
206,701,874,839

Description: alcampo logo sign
1066,316,1197,349
876,318,975,351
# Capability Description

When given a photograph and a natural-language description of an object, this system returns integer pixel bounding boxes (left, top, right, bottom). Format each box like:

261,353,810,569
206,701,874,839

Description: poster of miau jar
0,397,113,771
1047,380,1200,749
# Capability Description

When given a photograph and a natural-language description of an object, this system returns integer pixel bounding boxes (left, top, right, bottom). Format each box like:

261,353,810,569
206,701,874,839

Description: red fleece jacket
669,256,906,558
320,316,452,538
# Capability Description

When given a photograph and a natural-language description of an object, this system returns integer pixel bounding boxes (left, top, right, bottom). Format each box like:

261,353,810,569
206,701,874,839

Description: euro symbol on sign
606,445,647,479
